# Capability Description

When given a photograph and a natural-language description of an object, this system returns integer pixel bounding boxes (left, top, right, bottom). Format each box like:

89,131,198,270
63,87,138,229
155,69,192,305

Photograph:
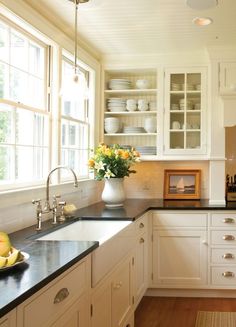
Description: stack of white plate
179,99,193,110
171,103,179,110
187,84,195,91
104,117,120,134
171,83,182,91
123,126,146,134
108,79,132,90
135,146,156,155
107,98,126,112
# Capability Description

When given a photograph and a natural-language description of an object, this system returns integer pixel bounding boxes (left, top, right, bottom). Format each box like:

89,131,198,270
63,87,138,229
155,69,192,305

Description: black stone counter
1,198,236,318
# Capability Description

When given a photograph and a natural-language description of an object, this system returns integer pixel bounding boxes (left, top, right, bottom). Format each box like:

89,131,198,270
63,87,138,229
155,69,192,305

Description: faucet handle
32,199,41,205
52,195,61,207
32,199,42,211
58,201,66,222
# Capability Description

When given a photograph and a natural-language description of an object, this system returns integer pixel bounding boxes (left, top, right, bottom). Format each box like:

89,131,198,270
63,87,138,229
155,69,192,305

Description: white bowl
136,79,150,89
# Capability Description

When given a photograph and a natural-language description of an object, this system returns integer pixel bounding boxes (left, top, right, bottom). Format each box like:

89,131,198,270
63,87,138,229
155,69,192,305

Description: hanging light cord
74,0,79,81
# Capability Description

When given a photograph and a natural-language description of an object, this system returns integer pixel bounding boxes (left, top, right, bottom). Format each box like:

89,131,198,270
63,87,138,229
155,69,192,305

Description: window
0,17,50,189
60,56,91,180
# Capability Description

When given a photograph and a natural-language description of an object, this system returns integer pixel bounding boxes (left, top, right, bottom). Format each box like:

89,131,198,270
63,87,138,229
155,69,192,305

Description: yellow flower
105,148,112,156
88,158,95,168
121,151,129,159
133,150,140,157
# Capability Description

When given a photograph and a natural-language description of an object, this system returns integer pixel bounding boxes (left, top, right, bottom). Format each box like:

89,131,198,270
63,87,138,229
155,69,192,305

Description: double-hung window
0,17,50,190
60,56,91,180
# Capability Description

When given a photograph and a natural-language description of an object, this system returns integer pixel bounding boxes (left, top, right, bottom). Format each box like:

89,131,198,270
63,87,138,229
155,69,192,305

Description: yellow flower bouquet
88,143,140,181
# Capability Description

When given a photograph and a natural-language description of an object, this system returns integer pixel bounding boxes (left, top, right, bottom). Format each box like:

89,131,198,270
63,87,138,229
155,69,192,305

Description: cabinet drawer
211,231,236,245
211,213,236,227
211,248,236,264
211,267,236,286
18,260,87,327
152,212,207,228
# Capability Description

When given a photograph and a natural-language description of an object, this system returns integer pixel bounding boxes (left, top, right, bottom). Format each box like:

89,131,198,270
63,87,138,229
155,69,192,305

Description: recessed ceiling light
192,17,213,26
186,0,218,10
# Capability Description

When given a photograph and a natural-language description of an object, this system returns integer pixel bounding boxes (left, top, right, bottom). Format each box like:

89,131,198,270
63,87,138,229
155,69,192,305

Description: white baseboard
145,288,236,298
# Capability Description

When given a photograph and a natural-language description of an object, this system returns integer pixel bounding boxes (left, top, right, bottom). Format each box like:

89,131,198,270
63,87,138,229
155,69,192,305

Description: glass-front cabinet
164,68,207,155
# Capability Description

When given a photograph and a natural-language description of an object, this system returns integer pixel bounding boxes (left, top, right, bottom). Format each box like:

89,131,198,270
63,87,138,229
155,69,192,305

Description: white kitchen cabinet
17,256,90,327
0,310,16,327
163,68,207,156
210,212,236,288
91,253,134,327
219,62,236,95
151,211,208,287
134,213,148,307
102,69,158,159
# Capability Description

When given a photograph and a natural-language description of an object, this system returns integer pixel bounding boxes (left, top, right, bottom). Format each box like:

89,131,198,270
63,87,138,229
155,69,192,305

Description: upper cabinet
219,62,236,95
163,67,207,156
102,69,158,160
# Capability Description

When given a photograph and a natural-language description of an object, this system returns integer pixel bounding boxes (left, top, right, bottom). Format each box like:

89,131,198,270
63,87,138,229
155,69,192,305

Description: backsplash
0,161,209,234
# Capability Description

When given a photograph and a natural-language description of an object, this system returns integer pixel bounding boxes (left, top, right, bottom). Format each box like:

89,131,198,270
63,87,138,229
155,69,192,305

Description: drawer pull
139,222,144,229
54,288,69,304
223,235,235,241
222,271,235,278
222,218,235,224
222,253,235,259
113,282,122,290
139,237,145,243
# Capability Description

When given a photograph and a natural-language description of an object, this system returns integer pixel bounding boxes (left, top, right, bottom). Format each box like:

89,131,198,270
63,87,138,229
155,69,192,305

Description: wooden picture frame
164,169,201,200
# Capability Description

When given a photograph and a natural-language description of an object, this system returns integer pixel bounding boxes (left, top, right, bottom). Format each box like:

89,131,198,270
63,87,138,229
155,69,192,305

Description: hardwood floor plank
135,296,236,327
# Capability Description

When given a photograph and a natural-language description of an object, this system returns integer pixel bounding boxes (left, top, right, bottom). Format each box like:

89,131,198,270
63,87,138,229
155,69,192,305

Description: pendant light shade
186,0,218,10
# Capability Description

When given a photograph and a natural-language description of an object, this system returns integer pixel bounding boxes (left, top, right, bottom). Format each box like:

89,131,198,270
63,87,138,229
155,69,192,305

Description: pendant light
186,0,218,10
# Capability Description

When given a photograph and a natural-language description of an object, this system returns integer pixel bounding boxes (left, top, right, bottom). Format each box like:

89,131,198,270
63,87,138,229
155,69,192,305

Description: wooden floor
134,296,236,327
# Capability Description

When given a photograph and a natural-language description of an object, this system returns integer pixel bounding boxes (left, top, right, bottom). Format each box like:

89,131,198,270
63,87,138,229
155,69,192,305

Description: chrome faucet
44,166,78,212
32,166,78,230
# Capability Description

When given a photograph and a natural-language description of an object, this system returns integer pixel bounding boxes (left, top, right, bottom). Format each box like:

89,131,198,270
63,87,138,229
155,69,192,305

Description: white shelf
104,111,157,115
104,133,157,136
105,88,157,94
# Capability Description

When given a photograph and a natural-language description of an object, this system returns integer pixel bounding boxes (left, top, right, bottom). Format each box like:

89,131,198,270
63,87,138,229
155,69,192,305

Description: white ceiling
24,0,236,57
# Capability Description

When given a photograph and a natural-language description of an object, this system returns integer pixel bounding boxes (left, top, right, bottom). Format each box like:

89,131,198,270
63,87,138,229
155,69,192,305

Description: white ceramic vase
101,178,125,208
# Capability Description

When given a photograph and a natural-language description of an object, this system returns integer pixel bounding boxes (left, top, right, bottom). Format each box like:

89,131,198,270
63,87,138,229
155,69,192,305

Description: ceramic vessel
101,178,125,207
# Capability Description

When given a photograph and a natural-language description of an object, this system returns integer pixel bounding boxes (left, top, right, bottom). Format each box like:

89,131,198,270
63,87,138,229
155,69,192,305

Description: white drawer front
211,231,236,245
18,260,87,327
152,212,207,228
211,267,236,286
211,248,236,264
211,213,236,227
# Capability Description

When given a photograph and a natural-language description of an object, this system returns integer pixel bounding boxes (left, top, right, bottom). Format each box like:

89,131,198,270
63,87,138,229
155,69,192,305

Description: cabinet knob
139,237,145,243
202,240,208,245
113,282,122,290
54,287,69,304
222,218,235,224
139,222,144,229
223,235,235,241
222,253,234,259
222,271,234,278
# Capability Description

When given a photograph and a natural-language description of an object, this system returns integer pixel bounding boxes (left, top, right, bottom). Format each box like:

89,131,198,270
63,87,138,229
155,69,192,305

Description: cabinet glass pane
170,74,185,91
186,73,201,91
186,112,201,130
170,93,184,111
186,131,200,149
170,112,184,130
170,132,184,149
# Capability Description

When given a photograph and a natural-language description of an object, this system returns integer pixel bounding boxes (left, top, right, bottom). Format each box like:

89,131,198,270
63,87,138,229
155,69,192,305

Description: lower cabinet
151,211,208,288
17,256,90,327
91,254,134,327
0,310,16,327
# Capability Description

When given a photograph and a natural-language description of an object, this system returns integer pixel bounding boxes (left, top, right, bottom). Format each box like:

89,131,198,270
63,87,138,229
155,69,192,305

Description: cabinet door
219,62,236,95
164,68,207,155
152,229,208,286
91,279,111,327
50,294,89,327
134,232,148,307
111,255,134,327
0,310,16,327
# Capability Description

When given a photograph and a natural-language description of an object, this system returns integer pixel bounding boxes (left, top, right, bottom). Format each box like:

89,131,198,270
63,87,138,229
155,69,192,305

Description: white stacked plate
107,98,126,112
104,117,120,133
187,84,195,91
135,146,156,155
123,126,146,134
171,83,182,91
108,79,132,90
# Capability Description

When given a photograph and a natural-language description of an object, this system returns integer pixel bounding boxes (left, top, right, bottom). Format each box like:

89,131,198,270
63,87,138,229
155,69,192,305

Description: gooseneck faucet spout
44,166,78,212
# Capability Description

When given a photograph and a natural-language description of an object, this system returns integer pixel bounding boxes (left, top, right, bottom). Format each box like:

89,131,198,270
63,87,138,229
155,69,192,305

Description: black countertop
1,198,236,318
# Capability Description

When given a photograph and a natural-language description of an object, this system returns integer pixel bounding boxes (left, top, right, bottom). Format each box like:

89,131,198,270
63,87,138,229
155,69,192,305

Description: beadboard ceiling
23,0,236,57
